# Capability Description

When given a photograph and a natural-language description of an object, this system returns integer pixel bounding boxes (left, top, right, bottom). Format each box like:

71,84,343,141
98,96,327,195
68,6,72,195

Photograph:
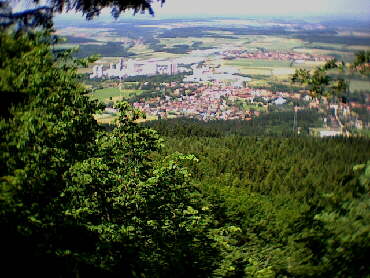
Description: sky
10,0,370,19
150,0,369,17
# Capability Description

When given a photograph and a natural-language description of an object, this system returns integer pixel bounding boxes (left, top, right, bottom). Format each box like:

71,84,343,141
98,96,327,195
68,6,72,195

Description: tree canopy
50,0,165,18
0,0,165,29
352,50,370,75
291,59,348,99
0,20,217,278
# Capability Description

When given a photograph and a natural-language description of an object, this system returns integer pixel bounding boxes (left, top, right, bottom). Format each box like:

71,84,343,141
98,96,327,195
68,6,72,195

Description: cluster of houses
91,57,369,136
132,84,300,121
222,50,332,63
129,80,369,134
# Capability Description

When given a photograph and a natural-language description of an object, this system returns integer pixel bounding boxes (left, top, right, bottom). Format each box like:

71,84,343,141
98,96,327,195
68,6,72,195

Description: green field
242,103,267,112
244,36,305,51
224,59,292,68
88,87,145,103
222,58,294,77
350,80,370,92
160,37,241,48
94,113,118,124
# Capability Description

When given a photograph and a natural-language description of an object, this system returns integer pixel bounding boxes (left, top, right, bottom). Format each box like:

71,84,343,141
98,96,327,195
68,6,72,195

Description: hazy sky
150,0,370,17
12,0,370,19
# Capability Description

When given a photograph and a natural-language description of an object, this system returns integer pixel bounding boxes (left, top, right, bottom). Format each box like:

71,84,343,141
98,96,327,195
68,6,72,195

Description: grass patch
222,58,295,77
245,36,305,51
239,68,273,76
94,113,118,124
89,87,146,103
160,37,242,48
350,80,370,92
272,67,295,75
224,59,292,68
242,103,267,112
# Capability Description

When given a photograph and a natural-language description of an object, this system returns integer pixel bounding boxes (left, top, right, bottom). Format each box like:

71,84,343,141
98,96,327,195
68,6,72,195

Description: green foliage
351,50,370,75
292,59,348,99
88,87,145,103
62,119,214,276
0,30,217,277
0,29,103,276
160,135,370,277
2,0,165,22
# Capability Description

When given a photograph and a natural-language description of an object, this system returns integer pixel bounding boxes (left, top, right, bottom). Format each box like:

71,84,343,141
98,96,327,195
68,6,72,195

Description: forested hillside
145,117,370,277
159,134,370,277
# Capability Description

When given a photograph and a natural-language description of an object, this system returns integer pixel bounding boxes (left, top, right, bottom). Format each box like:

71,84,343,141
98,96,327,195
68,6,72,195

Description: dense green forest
145,116,370,277
74,42,135,58
159,135,370,277
1,2,370,277
143,111,323,137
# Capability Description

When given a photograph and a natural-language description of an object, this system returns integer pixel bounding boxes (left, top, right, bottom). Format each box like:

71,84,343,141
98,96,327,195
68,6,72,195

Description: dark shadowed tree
351,50,370,75
1,0,165,29
291,59,348,100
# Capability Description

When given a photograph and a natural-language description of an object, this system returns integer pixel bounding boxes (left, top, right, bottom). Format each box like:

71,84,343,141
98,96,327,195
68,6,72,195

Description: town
97,77,369,137
89,51,370,137
221,49,332,62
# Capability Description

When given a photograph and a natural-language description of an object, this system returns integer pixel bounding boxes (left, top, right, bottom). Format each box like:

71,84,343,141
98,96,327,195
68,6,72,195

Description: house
274,97,287,105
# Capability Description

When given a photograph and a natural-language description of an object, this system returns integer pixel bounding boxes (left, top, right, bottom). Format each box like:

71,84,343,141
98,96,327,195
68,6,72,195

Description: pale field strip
94,114,159,124
158,36,305,50
55,27,116,35
337,31,370,37
137,19,280,29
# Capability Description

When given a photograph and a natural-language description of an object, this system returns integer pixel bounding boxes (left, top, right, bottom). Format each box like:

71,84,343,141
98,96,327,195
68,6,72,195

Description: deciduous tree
0,19,216,278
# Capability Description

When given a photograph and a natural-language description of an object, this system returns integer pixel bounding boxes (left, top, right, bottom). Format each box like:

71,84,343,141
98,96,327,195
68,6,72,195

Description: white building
319,130,342,137
274,97,287,105
90,58,178,79
90,65,104,78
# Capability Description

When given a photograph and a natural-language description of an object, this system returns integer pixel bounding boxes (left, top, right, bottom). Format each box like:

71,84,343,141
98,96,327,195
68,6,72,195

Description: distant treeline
143,110,323,137
250,82,304,93
73,42,135,58
158,26,370,46
64,35,98,43
148,41,213,54
294,34,370,46
124,73,187,83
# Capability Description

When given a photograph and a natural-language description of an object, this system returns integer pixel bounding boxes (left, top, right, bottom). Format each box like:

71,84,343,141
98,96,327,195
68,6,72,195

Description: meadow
221,58,316,78
243,36,305,50
350,80,370,92
88,87,145,103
